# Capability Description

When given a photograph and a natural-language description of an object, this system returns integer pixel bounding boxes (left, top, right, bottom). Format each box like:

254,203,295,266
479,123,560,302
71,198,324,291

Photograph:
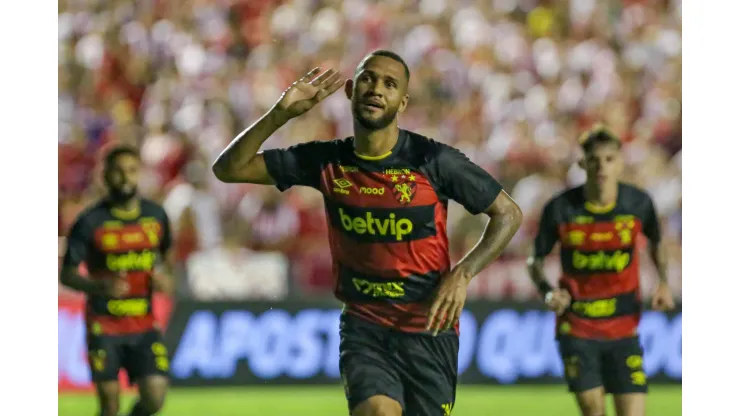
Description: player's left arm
426,145,523,334
642,194,675,311
152,210,175,295
454,193,523,279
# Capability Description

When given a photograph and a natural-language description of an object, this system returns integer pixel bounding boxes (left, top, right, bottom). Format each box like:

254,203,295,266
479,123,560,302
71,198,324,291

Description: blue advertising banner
163,300,681,386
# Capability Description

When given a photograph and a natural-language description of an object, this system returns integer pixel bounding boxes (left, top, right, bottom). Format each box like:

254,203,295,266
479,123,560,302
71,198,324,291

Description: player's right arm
212,67,344,184
527,199,571,315
60,216,129,297
59,216,103,295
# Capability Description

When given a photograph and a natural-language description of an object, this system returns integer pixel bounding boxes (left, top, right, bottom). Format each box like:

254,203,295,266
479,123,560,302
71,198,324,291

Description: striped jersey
534,183,661,340
63,199,172,335
264,129,502,333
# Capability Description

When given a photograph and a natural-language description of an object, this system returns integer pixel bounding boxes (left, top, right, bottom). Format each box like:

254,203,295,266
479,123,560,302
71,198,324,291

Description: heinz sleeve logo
326,201,437,243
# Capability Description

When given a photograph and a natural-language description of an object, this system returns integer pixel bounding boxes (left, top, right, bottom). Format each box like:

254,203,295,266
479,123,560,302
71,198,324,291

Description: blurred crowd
58,0,682,301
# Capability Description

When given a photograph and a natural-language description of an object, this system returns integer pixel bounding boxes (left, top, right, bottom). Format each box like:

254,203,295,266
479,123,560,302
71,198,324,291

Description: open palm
276,68,344,118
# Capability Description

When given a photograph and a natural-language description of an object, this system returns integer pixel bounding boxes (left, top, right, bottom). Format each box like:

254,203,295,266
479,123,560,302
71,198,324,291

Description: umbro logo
333,178,353,195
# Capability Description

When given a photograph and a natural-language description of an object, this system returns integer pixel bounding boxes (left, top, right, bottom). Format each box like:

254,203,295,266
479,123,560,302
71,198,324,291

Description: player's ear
578,157,586,170
399,94,409,113
344,79,354,100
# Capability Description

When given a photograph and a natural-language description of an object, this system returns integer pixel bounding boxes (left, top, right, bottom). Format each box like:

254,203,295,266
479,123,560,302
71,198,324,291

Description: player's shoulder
544,185,585,212
617,182,655,216
67,199,112,236
287,137,352,159
74,199,109,225
618,182,653,203
139,198,169,219
397,129,460,165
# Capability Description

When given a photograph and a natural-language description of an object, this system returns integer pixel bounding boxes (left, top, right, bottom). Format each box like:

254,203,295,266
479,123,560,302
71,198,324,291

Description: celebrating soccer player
213,50,523,416
61,146,174,416
527,125,675,416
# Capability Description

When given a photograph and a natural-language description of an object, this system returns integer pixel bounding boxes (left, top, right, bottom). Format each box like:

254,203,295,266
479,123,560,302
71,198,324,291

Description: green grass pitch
58,385,681,415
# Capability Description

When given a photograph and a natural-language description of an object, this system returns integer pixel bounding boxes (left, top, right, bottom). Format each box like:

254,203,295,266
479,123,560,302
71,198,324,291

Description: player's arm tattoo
649,241,669,284
212,109,289,184
60,266,102,295
454,191,522,281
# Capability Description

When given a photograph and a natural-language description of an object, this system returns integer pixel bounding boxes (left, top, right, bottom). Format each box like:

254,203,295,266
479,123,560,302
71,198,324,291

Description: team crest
393,178,416,205
140,220,162,246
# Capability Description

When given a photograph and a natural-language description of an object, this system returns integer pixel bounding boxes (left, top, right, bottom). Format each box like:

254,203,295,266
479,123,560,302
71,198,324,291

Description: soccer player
60,145,174,416
213,50,523,416
527,125,676,416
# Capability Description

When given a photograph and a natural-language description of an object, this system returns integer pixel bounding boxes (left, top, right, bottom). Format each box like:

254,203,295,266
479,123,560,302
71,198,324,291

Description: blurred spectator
238,187,299,253
186,216,289,300
59,0,681,300
163,159,223,261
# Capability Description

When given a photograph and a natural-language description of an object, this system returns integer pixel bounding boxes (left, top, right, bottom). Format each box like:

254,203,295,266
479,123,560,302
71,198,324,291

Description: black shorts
339,314,458,416
87,330,169,383
558,335,648,394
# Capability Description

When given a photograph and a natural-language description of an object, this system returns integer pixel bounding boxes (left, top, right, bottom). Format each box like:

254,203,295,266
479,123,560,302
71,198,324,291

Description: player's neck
353,124,399,157
109,197,141,214
584,180,618,206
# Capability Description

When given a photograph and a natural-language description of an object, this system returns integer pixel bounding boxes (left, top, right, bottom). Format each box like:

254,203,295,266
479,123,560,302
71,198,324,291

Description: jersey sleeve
640,194,662,244
431,144,503,215
262,141,329,191
533,200,560,257
160,210,173,254
62,216,91,268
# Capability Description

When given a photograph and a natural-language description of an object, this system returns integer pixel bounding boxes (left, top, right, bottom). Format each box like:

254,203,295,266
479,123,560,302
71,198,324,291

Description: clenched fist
545,288,572,316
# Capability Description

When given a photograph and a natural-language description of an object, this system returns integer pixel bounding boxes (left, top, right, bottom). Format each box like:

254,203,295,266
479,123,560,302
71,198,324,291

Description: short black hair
356,49,411,83
579,124,622,154
104,144,140,171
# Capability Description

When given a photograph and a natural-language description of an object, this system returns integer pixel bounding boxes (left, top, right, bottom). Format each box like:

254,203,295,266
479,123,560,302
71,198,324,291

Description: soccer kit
264,129,502,415
62,199,172,383
534,183,661,394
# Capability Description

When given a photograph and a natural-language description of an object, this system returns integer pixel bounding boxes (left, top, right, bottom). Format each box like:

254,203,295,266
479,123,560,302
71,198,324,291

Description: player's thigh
340,316,405,414
602,337,648,395
122,330,170,383
559,335,605,394
573,386,607,416
87,334,123,383
398,333,458,416
613,393,646,416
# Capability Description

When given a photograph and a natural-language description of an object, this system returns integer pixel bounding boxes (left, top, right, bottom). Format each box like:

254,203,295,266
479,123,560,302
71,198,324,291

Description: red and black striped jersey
264,129,502,333
62,199,172,336
534,183,661,340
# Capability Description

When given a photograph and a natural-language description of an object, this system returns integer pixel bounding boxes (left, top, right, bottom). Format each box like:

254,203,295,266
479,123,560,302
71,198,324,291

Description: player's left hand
651,282,675,311
427,270,469,336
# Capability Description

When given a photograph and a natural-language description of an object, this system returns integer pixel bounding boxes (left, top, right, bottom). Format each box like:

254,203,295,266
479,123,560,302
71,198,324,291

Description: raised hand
276,68,344,119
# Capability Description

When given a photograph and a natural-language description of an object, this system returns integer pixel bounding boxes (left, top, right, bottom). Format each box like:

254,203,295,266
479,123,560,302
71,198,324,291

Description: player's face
105,154,140,201
583,143,624,185
347,56,409,131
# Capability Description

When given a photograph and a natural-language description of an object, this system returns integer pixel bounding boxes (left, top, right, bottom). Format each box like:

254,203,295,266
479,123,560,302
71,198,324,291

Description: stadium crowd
58,0,681,301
